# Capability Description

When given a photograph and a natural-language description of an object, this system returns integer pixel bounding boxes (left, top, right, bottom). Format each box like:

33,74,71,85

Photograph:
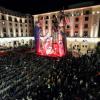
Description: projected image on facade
34,11,67,57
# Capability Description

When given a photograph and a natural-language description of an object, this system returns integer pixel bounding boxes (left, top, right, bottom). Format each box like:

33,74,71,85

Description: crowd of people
0,51,100,100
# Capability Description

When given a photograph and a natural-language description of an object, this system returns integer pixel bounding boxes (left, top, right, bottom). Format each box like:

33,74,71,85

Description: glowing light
2,22,5,25
36,35,66,57
97,11,100,14
92,11,95,14
0,37,34,44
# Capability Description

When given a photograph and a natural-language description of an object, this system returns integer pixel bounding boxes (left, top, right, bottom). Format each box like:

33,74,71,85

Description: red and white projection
34,11,67,57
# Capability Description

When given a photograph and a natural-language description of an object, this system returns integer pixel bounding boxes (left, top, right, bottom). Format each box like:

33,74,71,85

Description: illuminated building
0,5,100,56
33,5,100,56
0,7,34,48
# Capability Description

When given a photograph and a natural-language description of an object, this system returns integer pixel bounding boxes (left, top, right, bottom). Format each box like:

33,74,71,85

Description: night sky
0,0,99,14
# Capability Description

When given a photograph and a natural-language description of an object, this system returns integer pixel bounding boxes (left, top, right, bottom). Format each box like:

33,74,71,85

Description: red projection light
35,13,67,57
36,37,66,57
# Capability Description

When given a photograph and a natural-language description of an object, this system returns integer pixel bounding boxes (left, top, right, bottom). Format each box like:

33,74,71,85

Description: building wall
0,7,34,48
33,5,100,55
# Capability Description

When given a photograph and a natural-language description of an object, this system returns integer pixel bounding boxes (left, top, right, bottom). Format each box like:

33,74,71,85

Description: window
52,15,56,18
84,10,91,15
25,19,27,23
45,21,48,24
3,28,6,32
16,29,18,32
84,24,88,28
75,17,79,22
85,45,87,48
4,33,7,37
83,31,88,37
29,20,31,23
10,28,13,32
20,19,22,23
66,25,70,29
85,10,90,15
45,26,48,29
15,24,18,27
85,17,89,21
1,15,5,20
25,24,27,27
9,23,12,26
75,24,78,28
77,45,79,47
15,18,18,22
21,29,23,32
29,25,31,27
14,41,16,45
20,24,22,27
46,16,49,19
9,17,12,21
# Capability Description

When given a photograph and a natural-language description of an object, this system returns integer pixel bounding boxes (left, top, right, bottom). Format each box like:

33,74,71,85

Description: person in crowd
0,50,100,100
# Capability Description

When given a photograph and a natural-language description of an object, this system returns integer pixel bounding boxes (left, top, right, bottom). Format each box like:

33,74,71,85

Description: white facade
0,7,34,48
33,5,100,55
33,5,100,38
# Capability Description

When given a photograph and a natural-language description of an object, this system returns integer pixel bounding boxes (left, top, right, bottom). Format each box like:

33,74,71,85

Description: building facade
0,7,34,48
33,5,100,56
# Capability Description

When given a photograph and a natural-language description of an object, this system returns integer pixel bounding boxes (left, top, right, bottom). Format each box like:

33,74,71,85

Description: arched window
20,19,22,23
83,10,91,15
46,16,49,19
3,27,6,32
9,17,12,21
20,24,22,27
75,17,79,22
26,29,27,32
25,19,27,23
45,20,48,24
9,23,12,26
1,15,5,20
15,18,18,22
21,29,23,33
29,20,31,23
52,15,56,18
16,29,18,32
